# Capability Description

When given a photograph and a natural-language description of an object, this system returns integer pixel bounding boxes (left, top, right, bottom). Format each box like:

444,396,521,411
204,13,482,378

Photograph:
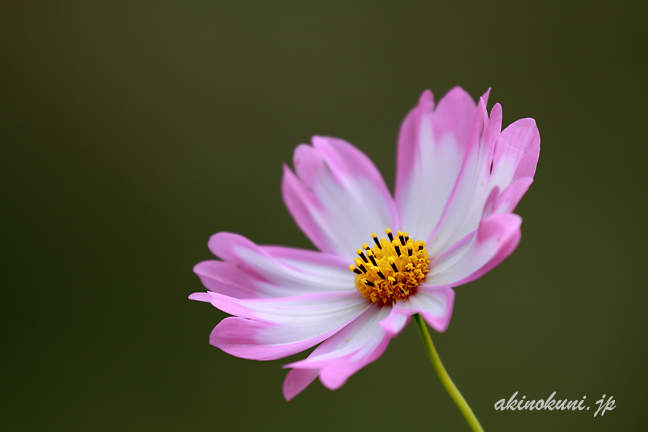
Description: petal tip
188,292,212,302
282,368,319,401
418,89,434,109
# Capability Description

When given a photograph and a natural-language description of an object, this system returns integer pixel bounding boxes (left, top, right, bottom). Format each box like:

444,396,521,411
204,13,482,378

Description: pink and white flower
190,88,540,401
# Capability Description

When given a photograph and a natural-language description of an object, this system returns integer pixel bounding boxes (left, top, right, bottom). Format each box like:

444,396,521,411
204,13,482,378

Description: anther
390,260,398,272
368,253,378,267
394,245,401,256
404,232,409,242
363,243,370,250
353,268,362,274
376,270,385,279
407,248,413,256
398,231,406,245
365,280,375,287
358,264,367,273
372,233,382,249
357,249,369,263
385,228,394,241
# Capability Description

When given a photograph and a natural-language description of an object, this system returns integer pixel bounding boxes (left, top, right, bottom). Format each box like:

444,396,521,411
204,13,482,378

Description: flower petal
396,89,539,266
491,118,541,189
193,260,259,299
261,244,353,281
283,369,319,402
190,290,368,360
380,285,456,334
377,309,410,337
493,177,534,214
423,93,490,253
426,212,522,286
431,109,540,252
395,88,479,242
282,136,399,260
196,232,355,298
439,102,502,246
282,304,392,397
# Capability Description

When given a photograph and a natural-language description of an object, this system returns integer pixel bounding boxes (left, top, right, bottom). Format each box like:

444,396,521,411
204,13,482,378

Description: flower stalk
413,314,484,432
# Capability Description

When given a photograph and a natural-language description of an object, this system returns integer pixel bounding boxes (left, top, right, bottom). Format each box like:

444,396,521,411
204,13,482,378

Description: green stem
413,314,484,432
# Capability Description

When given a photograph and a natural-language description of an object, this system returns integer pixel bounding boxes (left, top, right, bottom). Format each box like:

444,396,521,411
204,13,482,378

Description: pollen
349,228,430,305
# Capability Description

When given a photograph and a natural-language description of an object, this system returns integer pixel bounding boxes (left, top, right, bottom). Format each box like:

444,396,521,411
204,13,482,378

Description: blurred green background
2,1,647,431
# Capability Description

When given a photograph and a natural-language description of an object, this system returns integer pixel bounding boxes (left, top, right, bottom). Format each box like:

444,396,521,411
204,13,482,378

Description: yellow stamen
350,228,430,305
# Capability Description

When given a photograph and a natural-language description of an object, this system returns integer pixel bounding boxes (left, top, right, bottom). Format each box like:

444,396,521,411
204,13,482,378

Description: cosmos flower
190,88,540,401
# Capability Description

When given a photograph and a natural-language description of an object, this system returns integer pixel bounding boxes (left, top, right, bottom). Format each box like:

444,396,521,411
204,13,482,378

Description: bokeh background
2,1,647,431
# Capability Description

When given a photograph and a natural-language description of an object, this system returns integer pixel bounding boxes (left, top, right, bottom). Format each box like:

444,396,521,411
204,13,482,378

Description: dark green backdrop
2,1,646,431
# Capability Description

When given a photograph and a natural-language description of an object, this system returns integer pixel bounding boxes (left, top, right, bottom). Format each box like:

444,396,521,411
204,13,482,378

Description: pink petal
283,369,319,402
395,88,480,242
377,309,410,337
380,285,456,334
483,102,503,155
197,232,354,298
424,94,490,253
426,212,522,286
282,136,399,260
282,305,392,397
261,244,353,279
190,290,368,360
493,177,534,214
437,110,540,249
396,89,539,269
490,117,541,190
193,260,259,299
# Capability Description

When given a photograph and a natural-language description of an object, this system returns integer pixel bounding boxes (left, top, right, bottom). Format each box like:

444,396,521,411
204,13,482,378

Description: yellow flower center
349,228,430,305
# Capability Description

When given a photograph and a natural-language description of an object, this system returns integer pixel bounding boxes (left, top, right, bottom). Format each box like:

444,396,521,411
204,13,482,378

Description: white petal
199,232,355,298
284,304,392,391
190,290,368,361
282,137,399,260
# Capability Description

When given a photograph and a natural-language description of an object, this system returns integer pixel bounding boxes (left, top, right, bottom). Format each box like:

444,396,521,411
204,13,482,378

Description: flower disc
349,229,430,305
